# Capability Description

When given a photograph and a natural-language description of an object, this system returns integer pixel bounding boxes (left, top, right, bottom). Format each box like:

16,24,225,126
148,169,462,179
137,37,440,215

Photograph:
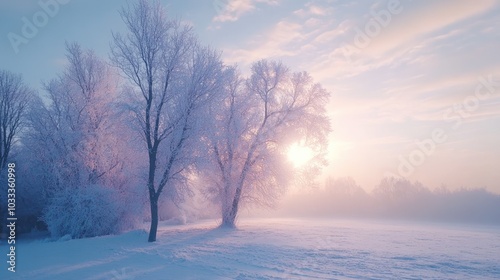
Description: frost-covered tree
27,42,122,192
19,43,131,237
0,70,32,168
111,0,224,242
21,42,131,237
203,60,331,227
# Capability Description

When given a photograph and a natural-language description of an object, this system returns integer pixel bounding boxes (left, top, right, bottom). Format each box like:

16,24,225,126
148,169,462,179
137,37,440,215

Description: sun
287,143,314,168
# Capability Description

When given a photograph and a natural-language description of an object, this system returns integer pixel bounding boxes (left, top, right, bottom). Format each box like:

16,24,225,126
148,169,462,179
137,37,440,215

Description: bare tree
203,60,331,227
111,0,224,242
0,70,31,169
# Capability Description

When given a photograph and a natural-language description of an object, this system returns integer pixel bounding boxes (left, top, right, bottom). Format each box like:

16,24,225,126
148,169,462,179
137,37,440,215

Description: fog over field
271,177,500,225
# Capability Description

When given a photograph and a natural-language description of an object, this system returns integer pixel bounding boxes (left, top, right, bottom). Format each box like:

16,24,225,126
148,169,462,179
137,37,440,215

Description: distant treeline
275,177,500,225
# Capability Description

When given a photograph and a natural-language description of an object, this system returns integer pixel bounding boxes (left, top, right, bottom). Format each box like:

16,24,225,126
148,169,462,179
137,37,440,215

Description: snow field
1,218,499,279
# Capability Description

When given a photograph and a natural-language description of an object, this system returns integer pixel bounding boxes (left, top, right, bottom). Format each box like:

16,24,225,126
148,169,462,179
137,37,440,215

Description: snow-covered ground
1,218,499,279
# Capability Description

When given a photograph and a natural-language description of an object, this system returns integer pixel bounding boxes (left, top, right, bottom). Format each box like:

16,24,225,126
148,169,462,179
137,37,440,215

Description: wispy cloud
224,20,304,65
293,2,334,18
366,0,498,56
213,0,279,23
221,1,339,68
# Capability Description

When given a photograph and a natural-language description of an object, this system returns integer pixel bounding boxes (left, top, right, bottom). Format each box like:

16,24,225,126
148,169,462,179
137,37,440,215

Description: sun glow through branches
287,143,314,168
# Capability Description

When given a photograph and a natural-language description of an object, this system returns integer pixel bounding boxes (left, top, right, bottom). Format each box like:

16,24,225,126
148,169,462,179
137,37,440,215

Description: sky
1,0,499,193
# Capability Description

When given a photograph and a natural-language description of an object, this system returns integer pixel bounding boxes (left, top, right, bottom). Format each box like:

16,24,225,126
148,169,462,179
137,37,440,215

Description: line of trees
276,177,500,225
0,0,330,242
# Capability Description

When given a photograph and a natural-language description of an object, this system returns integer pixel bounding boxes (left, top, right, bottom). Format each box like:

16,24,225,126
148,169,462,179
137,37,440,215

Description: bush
43,185,122,239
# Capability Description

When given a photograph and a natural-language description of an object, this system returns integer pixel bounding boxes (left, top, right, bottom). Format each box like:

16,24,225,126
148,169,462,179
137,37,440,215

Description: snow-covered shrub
43,185,122,239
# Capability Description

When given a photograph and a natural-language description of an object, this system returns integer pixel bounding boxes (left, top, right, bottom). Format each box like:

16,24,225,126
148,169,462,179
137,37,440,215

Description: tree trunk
221,206,236,227
148,195,158,242
147,150,158,242
222,184,243,227
221,210,236,227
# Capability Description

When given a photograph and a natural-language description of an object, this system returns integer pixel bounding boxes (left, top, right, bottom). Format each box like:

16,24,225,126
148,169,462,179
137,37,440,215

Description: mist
249,177,500,226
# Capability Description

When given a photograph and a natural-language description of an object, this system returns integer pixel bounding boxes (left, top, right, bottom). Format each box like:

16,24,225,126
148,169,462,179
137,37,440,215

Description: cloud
293,2,334,17
212,0,279,23
302,0,499,81
312,19,351,43
220,2,341,68
223,20,304,65
366,0,497,56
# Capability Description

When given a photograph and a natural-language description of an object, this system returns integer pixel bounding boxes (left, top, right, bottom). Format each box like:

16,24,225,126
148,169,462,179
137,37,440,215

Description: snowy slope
1,218,499,279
